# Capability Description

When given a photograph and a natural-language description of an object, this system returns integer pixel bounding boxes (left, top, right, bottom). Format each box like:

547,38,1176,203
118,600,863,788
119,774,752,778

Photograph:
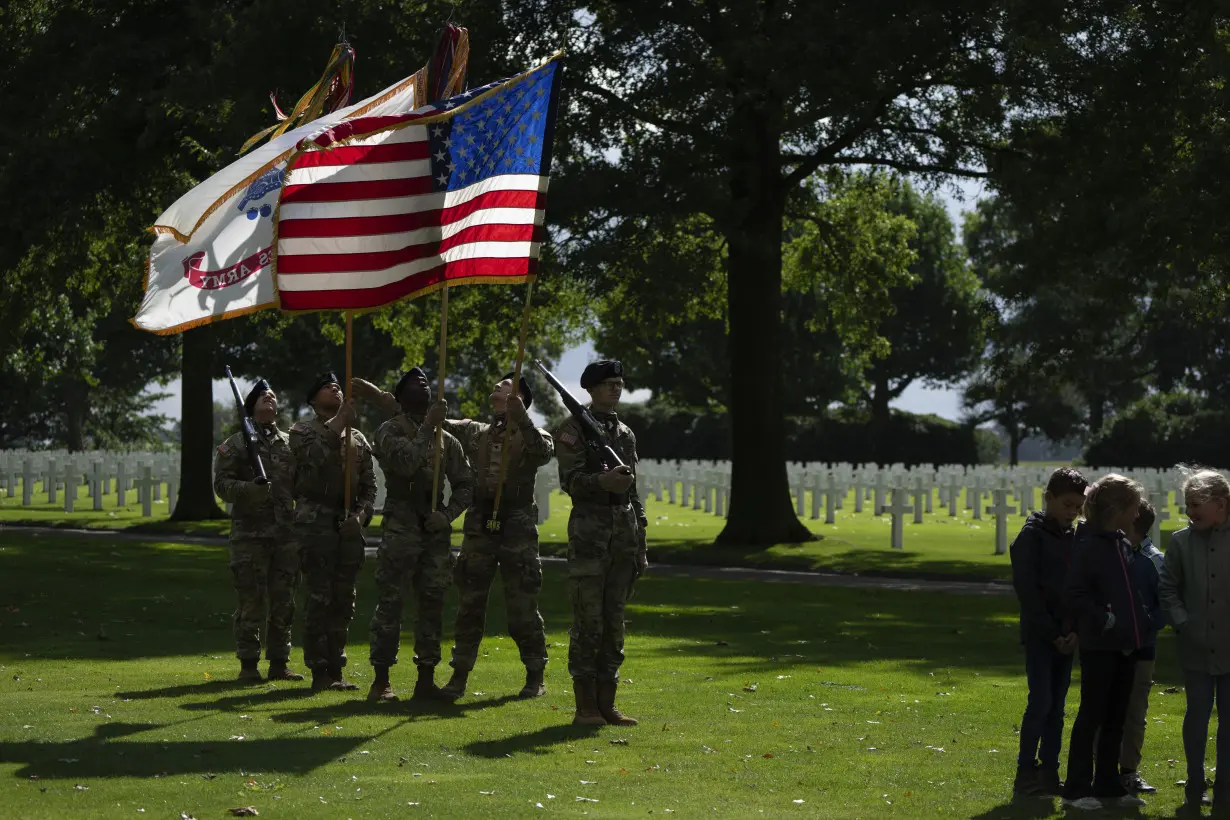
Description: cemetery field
0,531,1201,819
0,483,1189,582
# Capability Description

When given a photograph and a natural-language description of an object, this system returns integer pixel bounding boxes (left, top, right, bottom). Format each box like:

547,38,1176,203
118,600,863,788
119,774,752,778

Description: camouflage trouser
229,536,300,661
298,520,365,670
567,505,640,682
449,531,547,672
368,511,452,668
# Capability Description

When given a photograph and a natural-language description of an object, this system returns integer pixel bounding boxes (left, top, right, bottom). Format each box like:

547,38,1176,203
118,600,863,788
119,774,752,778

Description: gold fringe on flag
239,42,357,155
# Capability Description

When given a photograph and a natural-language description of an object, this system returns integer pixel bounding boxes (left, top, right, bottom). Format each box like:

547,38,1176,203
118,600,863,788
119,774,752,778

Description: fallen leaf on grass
763,754,774,759
203,673,212,680
180,814,197,820
227,808,258,817
479,791,495,795
575,797,599,803
743,684,758,693
73,784,88,791
580,780,597,785
793,800,805,805
609,738,628,746
728,708,743,713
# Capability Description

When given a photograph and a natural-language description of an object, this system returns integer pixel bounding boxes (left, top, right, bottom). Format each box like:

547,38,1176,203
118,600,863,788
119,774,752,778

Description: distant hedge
616,404,1000,466
1085,392,1230,467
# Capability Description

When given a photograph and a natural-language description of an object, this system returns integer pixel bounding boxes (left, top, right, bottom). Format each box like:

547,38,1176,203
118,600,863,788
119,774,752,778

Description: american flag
273,57,561,311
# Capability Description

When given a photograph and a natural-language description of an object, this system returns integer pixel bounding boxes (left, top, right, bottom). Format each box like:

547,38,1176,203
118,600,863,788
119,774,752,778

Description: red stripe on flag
277,223,539,274
277,190,547,238
309,110,439,149
278,257,536,310
289,141,430,169
281,176,434,204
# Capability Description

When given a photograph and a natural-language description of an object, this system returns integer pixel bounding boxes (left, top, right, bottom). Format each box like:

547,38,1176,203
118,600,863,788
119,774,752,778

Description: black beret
501,372,533,410
244,378,272,416
580,360,623,390
395,367,428,400
306,372,341,405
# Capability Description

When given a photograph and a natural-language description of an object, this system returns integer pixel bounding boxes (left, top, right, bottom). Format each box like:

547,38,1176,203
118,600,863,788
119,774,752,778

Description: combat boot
266,660,304,682
328,662,359,691
237,659,262,682
311,666,334,692
439,668,469,702
413,664,442,700
572,679,606,726
519,667,546,699
367,665,398,702
597,681,638,726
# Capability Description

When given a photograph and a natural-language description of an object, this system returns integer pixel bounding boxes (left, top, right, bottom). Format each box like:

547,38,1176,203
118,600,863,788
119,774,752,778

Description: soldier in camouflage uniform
436,373,554,701
289,373,378,692
367,367,474,702
212,379,303,683
554,360,649,726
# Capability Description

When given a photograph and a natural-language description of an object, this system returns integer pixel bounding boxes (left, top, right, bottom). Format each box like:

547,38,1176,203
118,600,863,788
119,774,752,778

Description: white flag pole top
133,76,421,335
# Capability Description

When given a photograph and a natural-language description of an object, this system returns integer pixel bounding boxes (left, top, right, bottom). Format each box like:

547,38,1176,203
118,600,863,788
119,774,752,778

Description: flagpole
344,311,354,516
487,280,535,532
430,285,449,511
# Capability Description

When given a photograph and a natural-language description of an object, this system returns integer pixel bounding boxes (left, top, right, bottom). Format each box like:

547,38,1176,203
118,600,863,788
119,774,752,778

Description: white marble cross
911,477,926,525
885,488,914,550
134,466,158,518
987,488,1016,555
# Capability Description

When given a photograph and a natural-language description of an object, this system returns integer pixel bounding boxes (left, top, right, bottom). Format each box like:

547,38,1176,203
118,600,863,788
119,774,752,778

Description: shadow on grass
966,796,1059,819
462,723,603,758
0,532,1190,686
0,720,370,780
266,693,522,725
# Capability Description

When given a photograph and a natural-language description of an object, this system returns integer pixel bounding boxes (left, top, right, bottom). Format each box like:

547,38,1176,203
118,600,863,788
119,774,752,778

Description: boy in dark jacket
1118,500,1165,794
1062,474,1153,810
1011,467,1089,797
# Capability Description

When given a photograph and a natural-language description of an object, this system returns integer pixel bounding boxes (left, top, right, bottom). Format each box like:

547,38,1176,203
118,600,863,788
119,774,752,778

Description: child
1118,499,1164,795
1159,468,1230,811
1011,467,1089,797
1062,474,1149,811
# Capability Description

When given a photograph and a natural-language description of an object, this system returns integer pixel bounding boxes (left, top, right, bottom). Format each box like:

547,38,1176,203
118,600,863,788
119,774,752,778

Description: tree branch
576,81,705,141
782,93,897,188
828,155,991,178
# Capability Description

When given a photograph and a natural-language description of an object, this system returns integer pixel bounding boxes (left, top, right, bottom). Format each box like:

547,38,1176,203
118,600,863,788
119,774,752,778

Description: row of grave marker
635,460,1204,552
0,451,1210,550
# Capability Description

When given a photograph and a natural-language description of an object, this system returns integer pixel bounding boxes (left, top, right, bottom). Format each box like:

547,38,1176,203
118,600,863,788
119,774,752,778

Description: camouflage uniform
554,411,647,683
442,415,553,674
369,414,473,670
289,415,377,673
212,425,297,662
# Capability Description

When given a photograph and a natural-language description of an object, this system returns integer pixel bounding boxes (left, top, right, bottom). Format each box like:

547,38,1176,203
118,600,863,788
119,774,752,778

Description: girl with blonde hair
1062,474,1152,810
1159,467,1230,811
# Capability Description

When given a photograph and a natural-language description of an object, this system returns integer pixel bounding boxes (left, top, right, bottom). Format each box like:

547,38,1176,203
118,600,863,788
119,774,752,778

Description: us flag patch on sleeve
557,431,577,446
217,442,233,455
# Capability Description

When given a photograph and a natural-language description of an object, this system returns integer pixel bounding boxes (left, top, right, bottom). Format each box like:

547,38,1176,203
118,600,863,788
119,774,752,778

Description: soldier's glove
349,378,379,402
338,513,363,540
243,481,271,502
424,400,448,429
506,394,528,424
424,511,449,533
597,466,635,494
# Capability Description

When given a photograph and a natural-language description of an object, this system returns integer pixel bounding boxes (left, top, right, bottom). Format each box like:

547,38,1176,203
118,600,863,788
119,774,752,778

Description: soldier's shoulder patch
216,441,233,456
555,430,578,446
290,420,313,434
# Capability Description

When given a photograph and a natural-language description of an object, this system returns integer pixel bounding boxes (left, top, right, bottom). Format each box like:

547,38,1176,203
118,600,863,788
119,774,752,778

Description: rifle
225,366,269,484
533,361,626,470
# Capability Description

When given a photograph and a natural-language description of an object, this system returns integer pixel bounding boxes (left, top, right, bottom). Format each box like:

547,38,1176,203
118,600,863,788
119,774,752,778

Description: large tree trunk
715,111,813,547
1088,393,1105,435
171,327,224,521
869,373,892,465
1008,425,1022,467
62,378,88,452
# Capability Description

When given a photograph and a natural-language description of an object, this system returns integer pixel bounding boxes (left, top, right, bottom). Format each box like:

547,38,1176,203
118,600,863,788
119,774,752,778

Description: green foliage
1084,392,1230,468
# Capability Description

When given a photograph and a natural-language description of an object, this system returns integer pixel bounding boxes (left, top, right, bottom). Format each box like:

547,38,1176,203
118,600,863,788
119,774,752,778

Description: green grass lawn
0,531,1204,818
1,481,1189,582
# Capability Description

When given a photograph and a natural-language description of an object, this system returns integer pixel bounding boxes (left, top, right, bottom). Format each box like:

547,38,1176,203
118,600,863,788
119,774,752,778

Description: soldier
437,373,554,701
212,379,302,682
553,360,648,726
367,367,474,702
289,373,377,692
